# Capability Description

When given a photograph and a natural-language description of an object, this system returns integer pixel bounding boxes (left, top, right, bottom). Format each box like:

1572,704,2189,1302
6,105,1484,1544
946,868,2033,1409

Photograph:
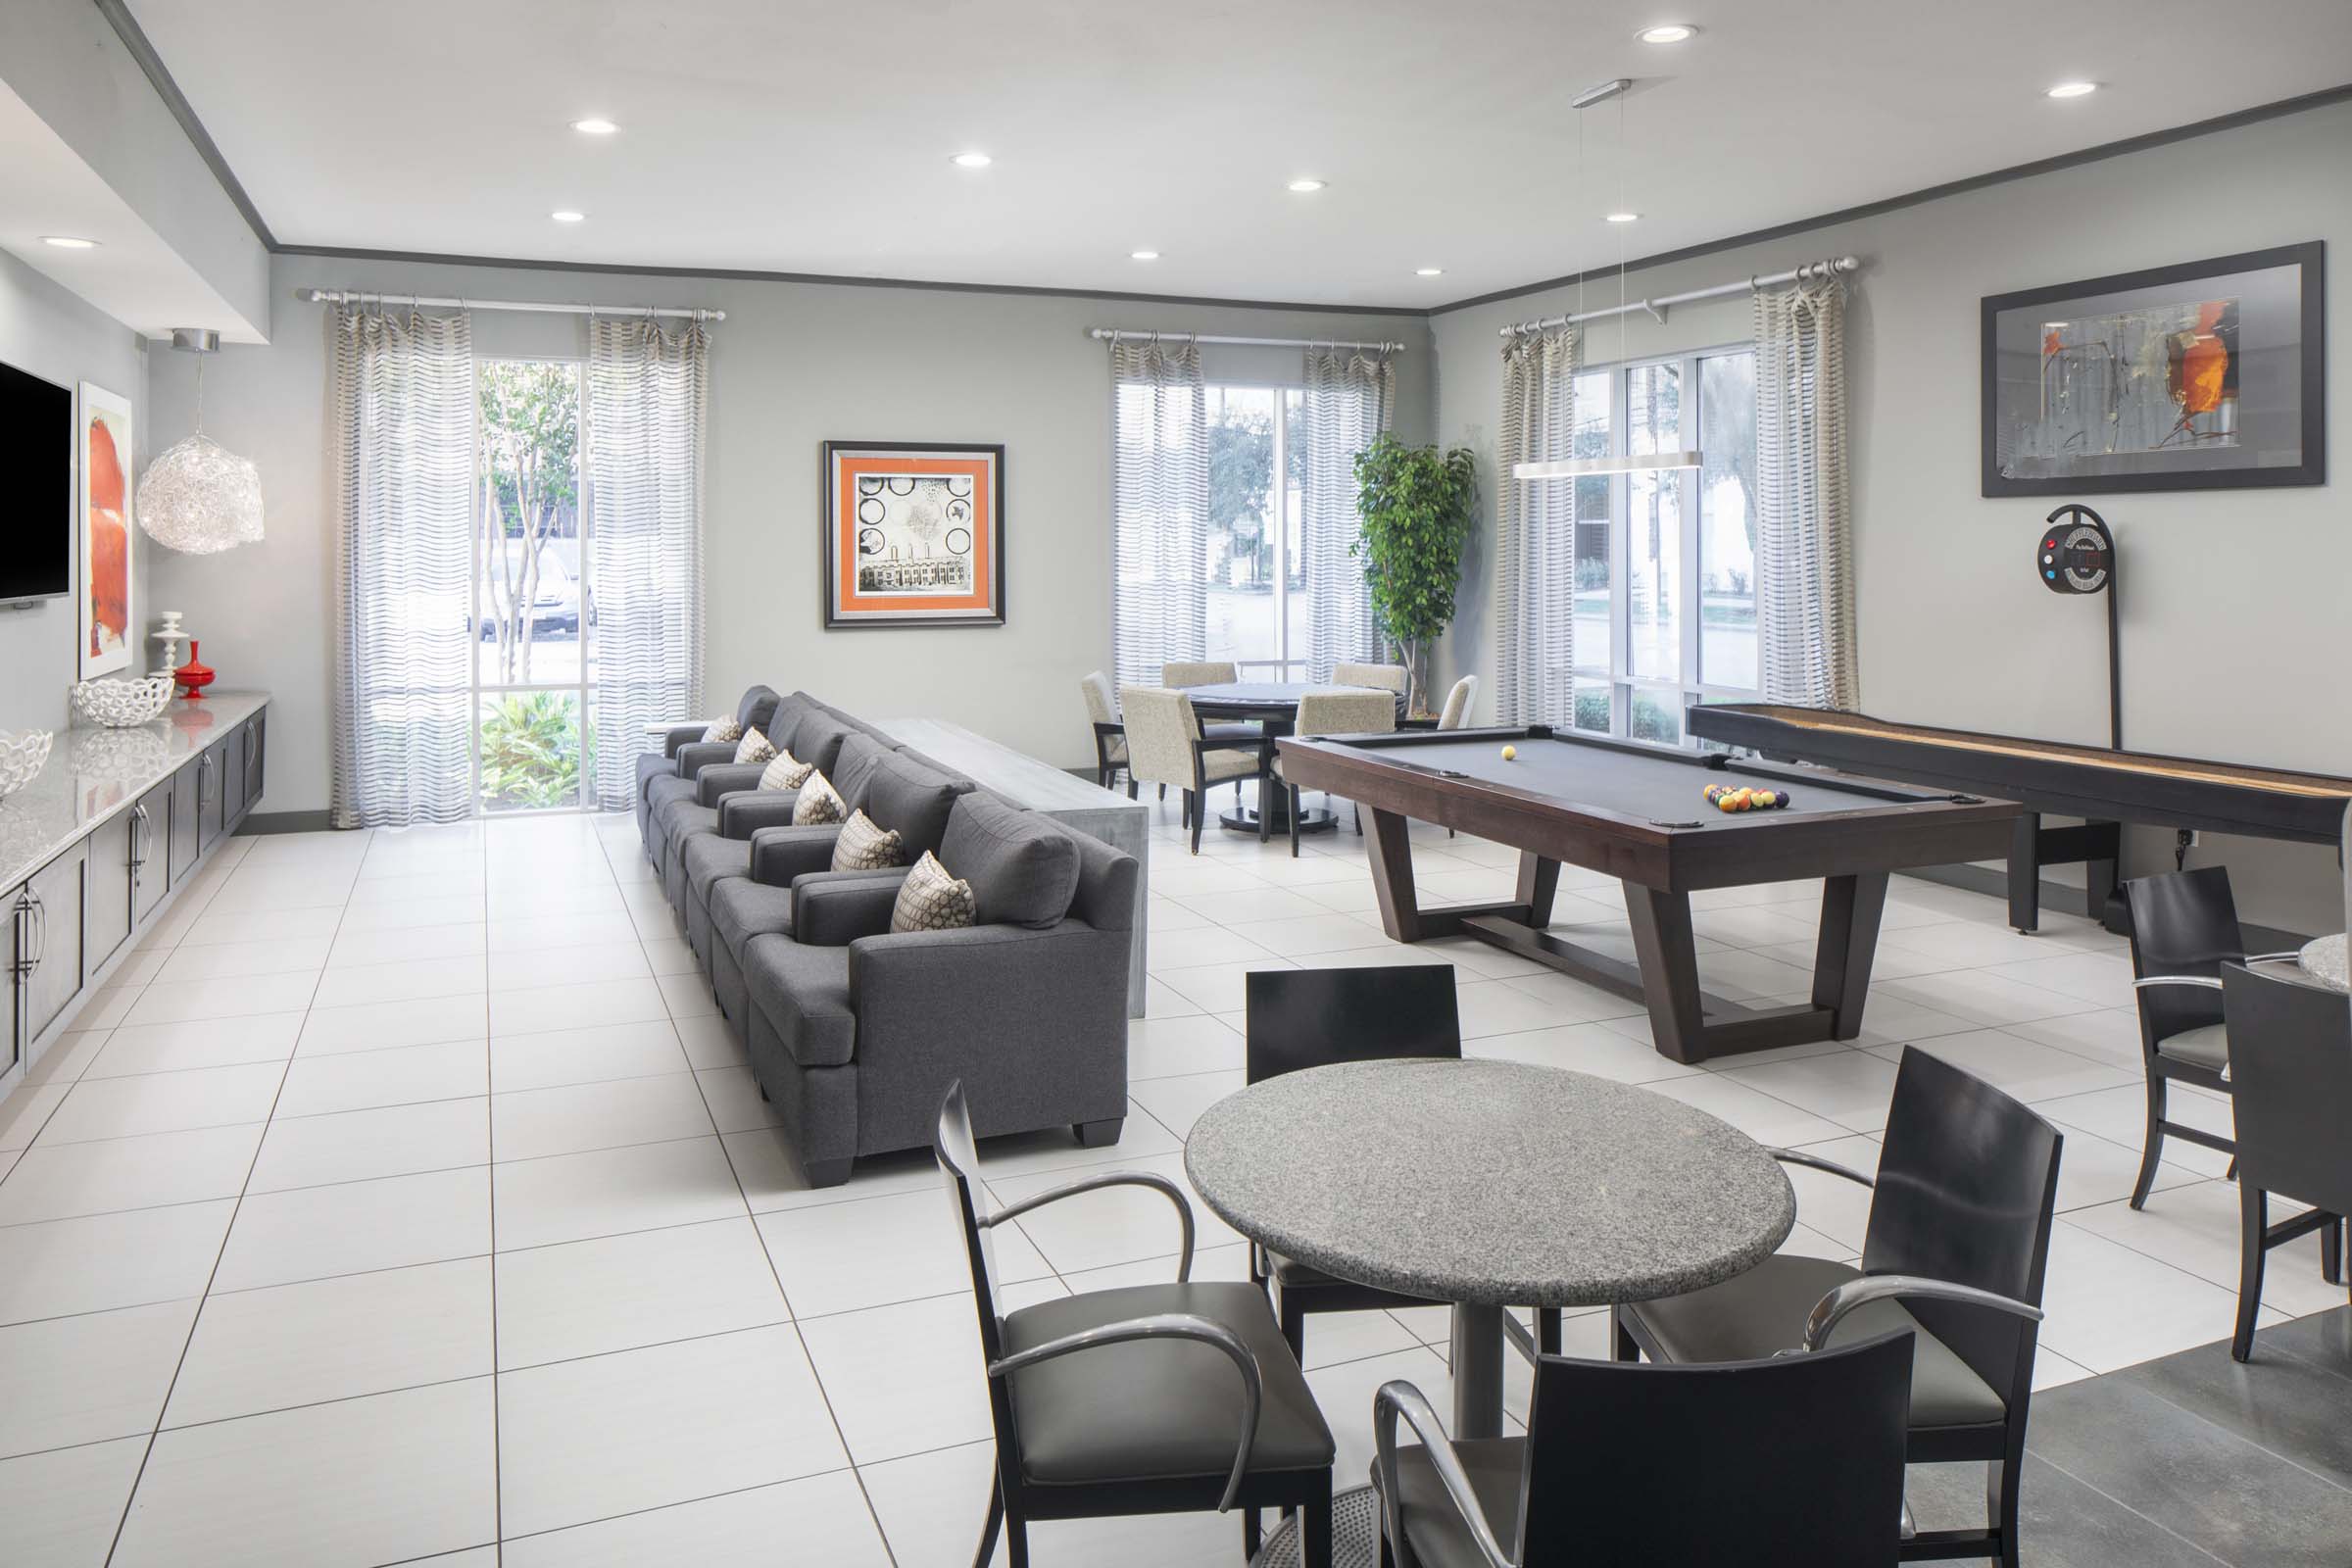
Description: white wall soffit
0,80,264,343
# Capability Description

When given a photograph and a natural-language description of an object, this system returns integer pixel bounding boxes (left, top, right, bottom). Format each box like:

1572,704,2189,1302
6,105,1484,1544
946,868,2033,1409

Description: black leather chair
1371,1330,1915,1568
1614,1048,2059,1568
936,1082,1336,1568
2122,867,2301,1206
2223,960,2352,1361
1243,967,1562,1364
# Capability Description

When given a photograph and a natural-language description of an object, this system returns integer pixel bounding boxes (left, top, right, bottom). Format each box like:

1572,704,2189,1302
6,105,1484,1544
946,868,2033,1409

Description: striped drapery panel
1493,326,1579,727
587,316,710,811
1753,277,1858,710
1109,338,1209,692
1300,346,1396,681
329,305,477,829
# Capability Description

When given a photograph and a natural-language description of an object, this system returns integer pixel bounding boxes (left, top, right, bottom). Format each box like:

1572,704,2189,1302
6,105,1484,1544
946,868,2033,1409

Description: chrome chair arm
2244,952,2304,964
1373,1380,1515,1568
984,1170,1197,1282
2132,974,2223,992
1768,1147,1877,1188
1802,1274,2044,1353
988,1311,1261,1511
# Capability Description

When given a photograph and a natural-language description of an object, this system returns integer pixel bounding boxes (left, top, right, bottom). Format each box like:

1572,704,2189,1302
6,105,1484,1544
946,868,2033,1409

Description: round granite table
1178,681,1402,837
1185,1057,1795,1440
2299,933,2348,993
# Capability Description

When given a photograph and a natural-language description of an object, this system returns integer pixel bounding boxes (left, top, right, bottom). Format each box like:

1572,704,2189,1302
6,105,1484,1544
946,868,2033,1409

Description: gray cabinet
169,759,199,885
3,882,24,1077
21,847,86,1047
87,811,136,973
238,711,267,822
198,741,228,852
131,787,169,923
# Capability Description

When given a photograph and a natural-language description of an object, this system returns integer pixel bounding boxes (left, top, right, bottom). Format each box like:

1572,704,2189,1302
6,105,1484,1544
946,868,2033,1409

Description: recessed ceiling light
952,151,993,169
40,235,100,249
570,118,618,135
1130,250,1160,262
1287,178,1327,193
2046,80,2099,99
1416,267,1446,276
1637,23,1697,43
1605,212,1642,222
551,210,586,222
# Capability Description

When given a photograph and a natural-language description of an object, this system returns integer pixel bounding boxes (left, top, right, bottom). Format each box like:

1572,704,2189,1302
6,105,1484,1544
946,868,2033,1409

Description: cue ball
1500,745,1517,760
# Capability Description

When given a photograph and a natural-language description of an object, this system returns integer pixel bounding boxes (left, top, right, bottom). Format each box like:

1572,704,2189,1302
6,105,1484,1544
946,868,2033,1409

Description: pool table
1274,725,2022,1063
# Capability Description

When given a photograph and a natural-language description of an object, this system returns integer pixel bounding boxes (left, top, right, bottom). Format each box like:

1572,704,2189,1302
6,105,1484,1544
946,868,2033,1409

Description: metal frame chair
936,1082,1335,1567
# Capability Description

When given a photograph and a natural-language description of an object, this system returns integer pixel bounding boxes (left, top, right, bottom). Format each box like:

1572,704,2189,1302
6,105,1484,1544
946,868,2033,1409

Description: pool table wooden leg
1624,887,1711,1065
1363,807,1426,942
1515,852,1560,926
1812,872,1889,1040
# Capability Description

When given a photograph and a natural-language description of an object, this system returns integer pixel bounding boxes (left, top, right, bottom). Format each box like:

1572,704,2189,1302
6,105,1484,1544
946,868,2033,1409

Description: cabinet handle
24,890,44,973
129,804,149,872
9,896,28,979
198,752,213,804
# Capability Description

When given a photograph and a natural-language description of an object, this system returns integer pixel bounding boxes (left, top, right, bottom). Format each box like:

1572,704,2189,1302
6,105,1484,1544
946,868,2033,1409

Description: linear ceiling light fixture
1516,79,1703,483
1287,178,1327,192
41,235,100,249
2045,80,2099,99
952,151,993,168
570,118,618,135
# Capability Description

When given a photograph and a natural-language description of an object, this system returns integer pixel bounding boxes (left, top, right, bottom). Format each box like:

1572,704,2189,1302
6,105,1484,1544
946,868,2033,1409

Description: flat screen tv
0,359,74,606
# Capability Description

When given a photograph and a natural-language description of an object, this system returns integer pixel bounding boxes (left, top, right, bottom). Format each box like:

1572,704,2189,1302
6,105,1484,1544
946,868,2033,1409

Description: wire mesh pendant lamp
141,329,265,555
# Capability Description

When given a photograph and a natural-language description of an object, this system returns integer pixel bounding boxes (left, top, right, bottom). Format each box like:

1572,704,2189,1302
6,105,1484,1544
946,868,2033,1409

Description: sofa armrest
697,762,769,807
662,723,710,760
795,869,914,946
750,825,845,886
673,741,735,779
720,790,803,838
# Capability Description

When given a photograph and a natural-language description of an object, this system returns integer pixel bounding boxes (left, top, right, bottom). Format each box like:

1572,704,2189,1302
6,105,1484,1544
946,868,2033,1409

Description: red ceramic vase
174,640,217,701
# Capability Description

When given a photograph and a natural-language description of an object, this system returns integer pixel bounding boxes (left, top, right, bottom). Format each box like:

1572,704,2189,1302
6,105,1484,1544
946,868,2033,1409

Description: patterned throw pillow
831,809,906,872
760,749,814,791
734,730,778,765
891,851,976,934
791,769,847,826
702,715,742,744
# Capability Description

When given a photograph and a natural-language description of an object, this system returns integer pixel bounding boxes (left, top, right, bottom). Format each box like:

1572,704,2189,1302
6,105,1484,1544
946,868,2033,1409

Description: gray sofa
635,684,780,848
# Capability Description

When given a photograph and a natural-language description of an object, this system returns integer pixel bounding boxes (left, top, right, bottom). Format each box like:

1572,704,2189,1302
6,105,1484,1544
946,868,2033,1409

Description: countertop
0,690,269,891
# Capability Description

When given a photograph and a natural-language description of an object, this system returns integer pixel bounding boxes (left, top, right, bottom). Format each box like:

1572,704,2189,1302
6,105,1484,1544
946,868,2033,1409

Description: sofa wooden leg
802,1157,854,1190
1073,1117,1123,1148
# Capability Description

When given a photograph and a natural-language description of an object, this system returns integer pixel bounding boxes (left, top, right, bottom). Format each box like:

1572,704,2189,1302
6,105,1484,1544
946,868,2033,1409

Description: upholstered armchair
1160,661,1264,754
1269,688,1395,854
1080,670,1133,795
1121,686,1267,854
635,684,780,848
1331,661,1407,695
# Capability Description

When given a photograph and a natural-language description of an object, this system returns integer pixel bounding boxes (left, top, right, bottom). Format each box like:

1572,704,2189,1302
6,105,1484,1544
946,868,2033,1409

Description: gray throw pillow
939,793,1079,930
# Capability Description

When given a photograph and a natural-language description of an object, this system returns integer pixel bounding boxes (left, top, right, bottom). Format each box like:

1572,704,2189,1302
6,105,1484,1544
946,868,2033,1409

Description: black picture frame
1980,241,2325,497
819,439,1006,629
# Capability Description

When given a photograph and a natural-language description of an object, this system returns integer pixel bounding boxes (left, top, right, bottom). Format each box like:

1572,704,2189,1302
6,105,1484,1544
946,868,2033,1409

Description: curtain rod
1496,256,1860,337
296,288,724,321
1089,328,1407,353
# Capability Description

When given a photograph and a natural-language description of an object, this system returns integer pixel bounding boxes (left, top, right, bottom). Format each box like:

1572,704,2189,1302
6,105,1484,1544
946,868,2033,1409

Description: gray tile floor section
0,793,2343,1564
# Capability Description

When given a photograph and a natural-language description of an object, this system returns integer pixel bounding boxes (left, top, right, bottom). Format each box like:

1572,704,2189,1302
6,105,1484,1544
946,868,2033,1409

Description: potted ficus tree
1351,434,1477,717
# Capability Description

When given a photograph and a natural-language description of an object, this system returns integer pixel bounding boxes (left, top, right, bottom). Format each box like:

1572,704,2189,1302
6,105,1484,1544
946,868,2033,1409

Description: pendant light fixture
1514,79,1704,483
140,329,265,555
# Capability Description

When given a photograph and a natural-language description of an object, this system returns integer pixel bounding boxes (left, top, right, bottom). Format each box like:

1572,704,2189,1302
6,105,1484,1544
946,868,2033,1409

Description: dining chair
2222,960,2352,1360
936,1081,1337,1568
1372,1331,1915,1568
1120,685,1268,855
1077,670,1134,796
1613,1048,2060,1568
1269,688,1395,855
2122,867,2302,1207
1160,661,1264,786
1331,661,1406,695
1436,675,1477,730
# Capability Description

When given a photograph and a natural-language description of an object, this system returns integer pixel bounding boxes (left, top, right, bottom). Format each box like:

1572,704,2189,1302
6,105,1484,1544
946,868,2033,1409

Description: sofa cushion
833,734,893,812
760,749,814,791
635,750,675,795
865,752,974,858
763,693,816,753
645,772,700,819
790,709,858,776
745,936,858,1067
892,851,976,933
833,809,906,873
940,795,1079,930
793,770,847,827
683,830,753,905
711,875,798,958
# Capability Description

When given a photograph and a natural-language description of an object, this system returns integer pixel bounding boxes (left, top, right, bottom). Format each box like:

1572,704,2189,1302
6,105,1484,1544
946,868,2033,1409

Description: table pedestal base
1450,1301,1507,1440
1220,784,1339,837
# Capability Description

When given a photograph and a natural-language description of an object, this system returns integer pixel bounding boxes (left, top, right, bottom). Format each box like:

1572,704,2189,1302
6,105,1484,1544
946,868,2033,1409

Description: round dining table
1179,681,1403,837
2299,933,2348,993
1184,1057,1796,1441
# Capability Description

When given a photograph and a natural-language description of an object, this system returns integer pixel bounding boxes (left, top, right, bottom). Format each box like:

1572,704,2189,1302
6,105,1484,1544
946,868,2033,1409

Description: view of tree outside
1201,386,1307,668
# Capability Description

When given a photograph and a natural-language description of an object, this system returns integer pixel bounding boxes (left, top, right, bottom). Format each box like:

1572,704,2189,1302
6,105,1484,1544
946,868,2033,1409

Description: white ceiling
125,0,2352,310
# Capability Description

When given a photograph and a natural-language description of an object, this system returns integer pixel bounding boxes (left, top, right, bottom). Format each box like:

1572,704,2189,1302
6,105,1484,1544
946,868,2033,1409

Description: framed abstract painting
1981,242,2325,496
820,441,1004,628
77,382,135,677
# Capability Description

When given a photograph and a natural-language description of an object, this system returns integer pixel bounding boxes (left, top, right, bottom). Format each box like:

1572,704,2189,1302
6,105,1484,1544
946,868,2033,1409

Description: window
1570,345,1758,745
1203,384,1310,676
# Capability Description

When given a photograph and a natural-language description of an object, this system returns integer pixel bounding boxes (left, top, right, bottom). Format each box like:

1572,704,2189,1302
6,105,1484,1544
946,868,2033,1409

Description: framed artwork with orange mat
1981,241,2324,496
820,440,1004,628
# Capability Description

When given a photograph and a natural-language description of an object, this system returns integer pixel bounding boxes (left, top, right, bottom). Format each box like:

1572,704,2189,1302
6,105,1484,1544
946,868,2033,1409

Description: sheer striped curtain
1492,326,1579,726
1753,277,1858,710
587,315,710,810
1299,347,1396,680
1109,337,1208,691
329,304,476,829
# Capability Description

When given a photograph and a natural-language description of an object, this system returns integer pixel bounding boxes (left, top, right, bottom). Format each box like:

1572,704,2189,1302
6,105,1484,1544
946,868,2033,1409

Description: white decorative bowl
72,674,177,728
0,730,54,800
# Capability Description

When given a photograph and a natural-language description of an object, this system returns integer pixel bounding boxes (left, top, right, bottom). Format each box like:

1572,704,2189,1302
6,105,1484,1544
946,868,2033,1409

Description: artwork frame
820,440,1005,629
1981,242,2325,497
77,381,136,678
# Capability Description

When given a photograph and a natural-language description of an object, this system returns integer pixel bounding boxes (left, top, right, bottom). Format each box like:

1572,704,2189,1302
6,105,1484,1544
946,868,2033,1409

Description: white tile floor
0,796,2338,1566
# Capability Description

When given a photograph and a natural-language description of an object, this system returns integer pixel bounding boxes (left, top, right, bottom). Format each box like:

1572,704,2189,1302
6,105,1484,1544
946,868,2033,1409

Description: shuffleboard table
1687,704,2352,933
1275,725,2021,1064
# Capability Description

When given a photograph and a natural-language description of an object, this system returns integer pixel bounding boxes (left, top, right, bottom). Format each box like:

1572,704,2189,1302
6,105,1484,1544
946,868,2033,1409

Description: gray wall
1428,100,2350,935
0,248,150,736
144,253,1433,815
